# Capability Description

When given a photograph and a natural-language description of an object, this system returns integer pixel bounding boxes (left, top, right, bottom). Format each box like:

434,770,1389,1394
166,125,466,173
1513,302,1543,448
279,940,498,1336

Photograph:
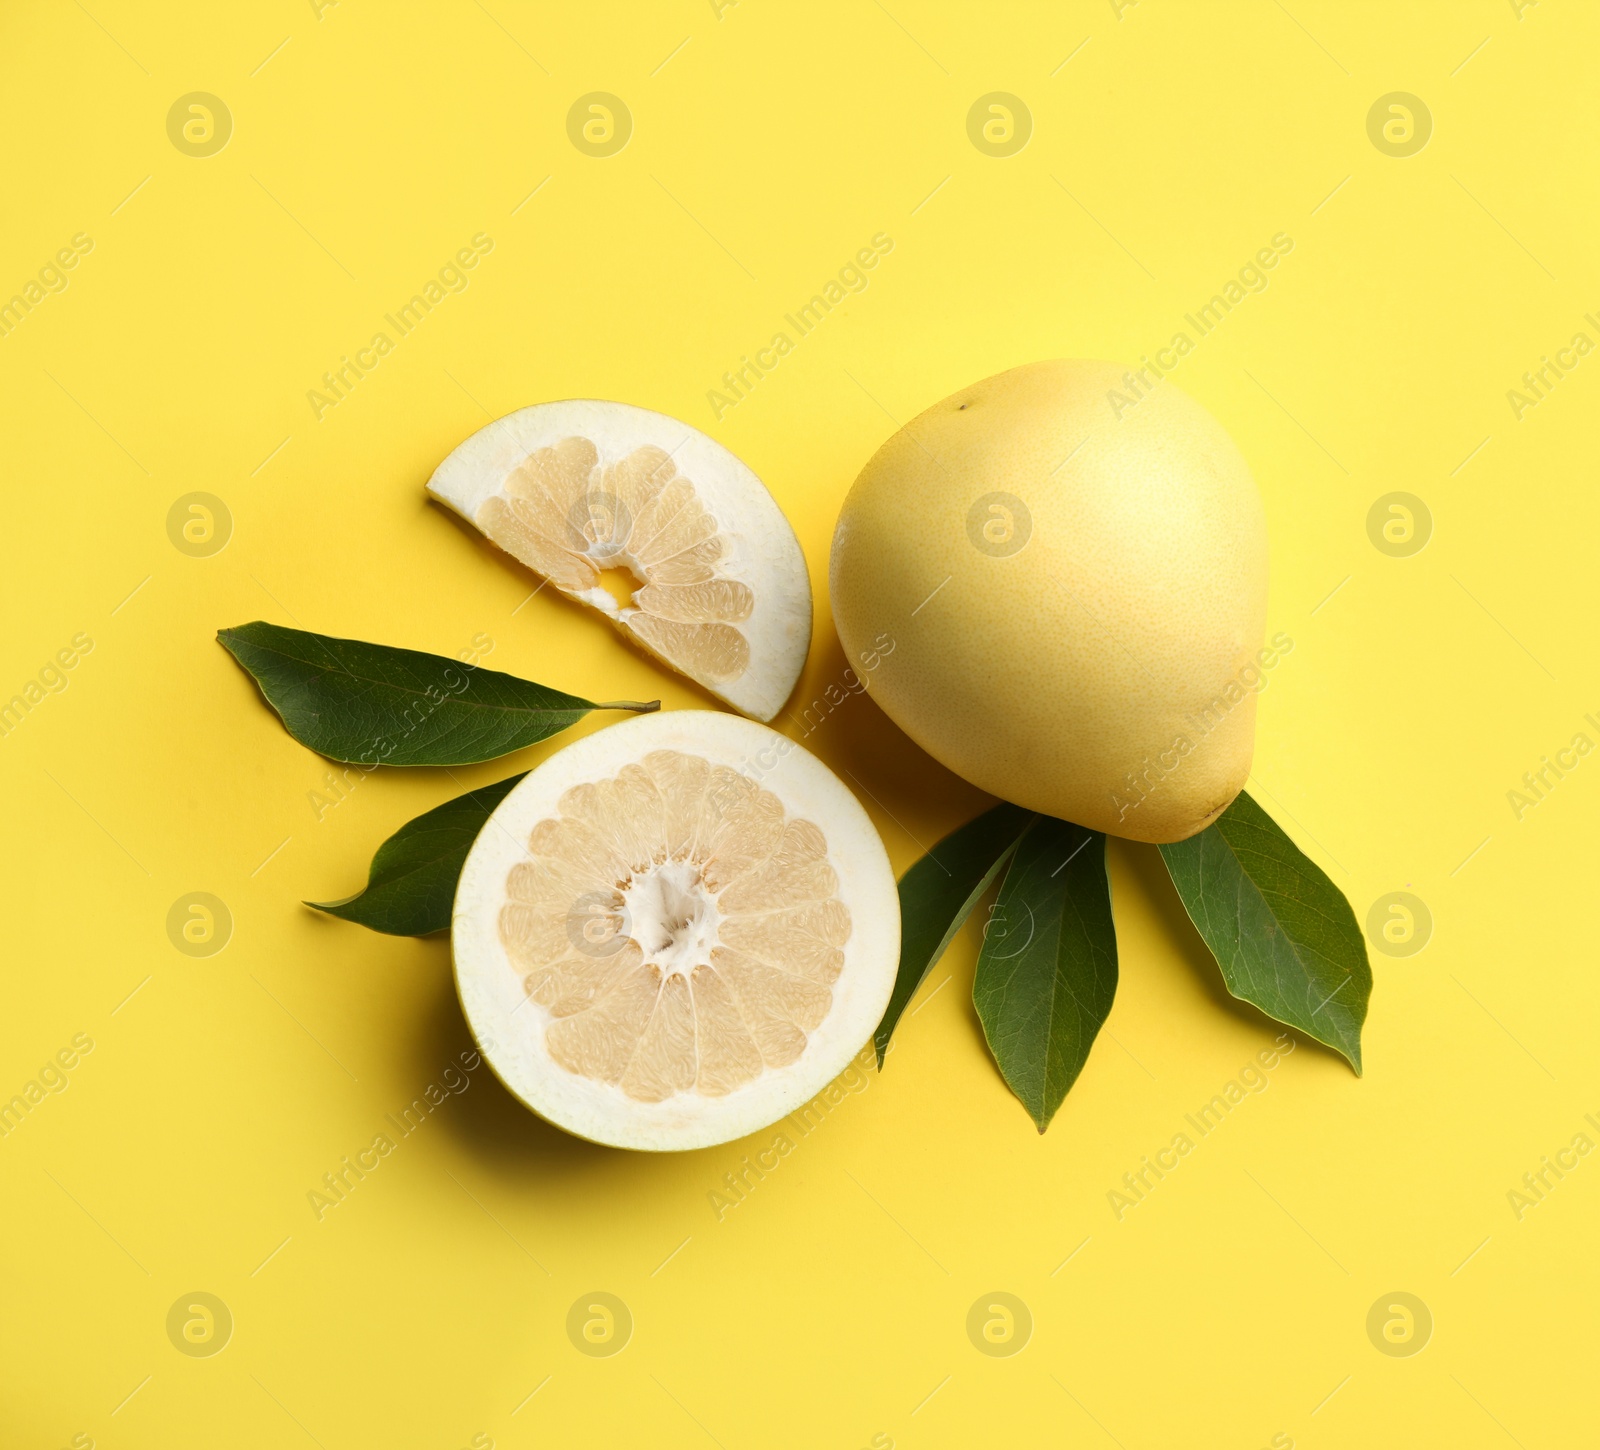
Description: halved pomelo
428,401,811,722
452,710,898,1150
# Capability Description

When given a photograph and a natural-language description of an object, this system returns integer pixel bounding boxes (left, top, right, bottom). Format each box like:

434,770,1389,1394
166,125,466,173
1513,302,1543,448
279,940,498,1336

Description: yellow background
3,0,1594,1444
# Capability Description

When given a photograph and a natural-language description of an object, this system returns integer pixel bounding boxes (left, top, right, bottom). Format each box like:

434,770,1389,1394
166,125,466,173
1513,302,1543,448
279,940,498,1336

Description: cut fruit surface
452,710,899,1151
428,401,811,722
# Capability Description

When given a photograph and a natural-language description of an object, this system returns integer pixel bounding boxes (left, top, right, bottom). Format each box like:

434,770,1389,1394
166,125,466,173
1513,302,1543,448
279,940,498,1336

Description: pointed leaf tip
309,772,527,936
1158,791,1371,1073
973,818,1117,1132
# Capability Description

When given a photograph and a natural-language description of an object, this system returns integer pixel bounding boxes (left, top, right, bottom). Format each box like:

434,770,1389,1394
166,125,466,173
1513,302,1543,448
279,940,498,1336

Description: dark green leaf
218,621,657,766
874,803,1035,1066
973,817,1118,1132
308,773,527,935
1158,790,1370,1072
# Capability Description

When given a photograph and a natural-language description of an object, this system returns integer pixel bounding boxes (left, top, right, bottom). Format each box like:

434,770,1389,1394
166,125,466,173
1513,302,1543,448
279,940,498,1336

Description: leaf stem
597,699,662,714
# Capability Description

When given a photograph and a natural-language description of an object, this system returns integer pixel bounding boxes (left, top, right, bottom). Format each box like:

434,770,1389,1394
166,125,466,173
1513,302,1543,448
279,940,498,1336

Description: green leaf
308,773,527,935
874,803,1035,1066
1158,790,1371,1072
218,621,657,766
972,817,1118,1132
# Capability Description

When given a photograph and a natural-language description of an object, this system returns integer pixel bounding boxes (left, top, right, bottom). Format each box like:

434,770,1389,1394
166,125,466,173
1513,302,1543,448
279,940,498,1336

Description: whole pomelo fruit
829,359,1270,844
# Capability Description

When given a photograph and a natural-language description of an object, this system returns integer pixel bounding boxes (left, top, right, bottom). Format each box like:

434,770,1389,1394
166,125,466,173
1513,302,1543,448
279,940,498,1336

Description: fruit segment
454,708,899,1151
428,401,812,721
497,749,853,1103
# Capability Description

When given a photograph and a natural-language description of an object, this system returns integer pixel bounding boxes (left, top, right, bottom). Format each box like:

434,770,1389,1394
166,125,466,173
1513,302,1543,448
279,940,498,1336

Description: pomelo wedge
428,401,811,722
452,710,898,1150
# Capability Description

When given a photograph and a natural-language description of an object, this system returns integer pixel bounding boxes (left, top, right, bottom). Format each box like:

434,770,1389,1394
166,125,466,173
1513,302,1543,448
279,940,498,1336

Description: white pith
622,861,720,978
427,400,812,721
452,710,899,1152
